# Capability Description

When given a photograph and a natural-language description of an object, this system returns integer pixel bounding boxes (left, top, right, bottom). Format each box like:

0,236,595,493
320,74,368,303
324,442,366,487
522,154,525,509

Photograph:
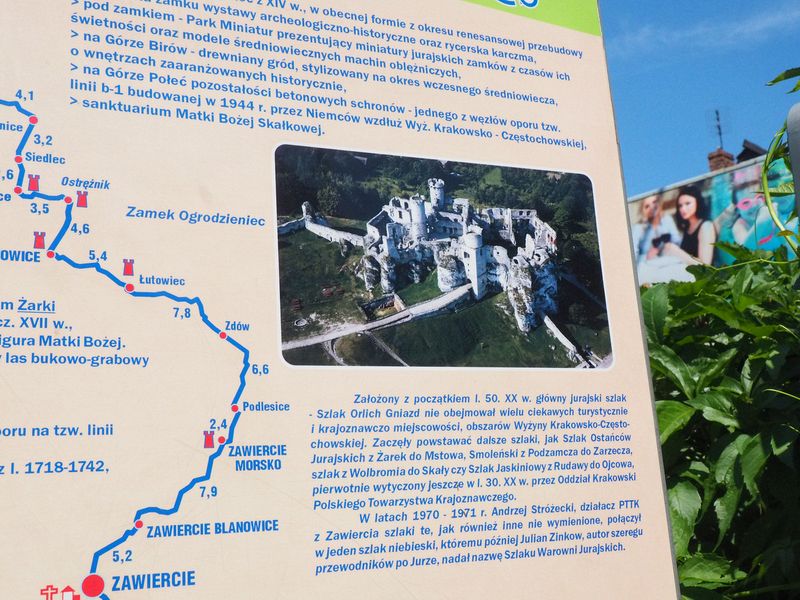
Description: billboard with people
628,158,796,284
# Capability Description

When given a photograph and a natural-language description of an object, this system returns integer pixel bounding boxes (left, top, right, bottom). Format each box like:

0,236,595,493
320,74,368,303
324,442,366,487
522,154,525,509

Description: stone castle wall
277,218,306,236
306,222,365,247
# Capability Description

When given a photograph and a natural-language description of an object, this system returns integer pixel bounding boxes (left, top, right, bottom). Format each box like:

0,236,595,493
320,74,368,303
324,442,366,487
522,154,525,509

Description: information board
0,1,678,598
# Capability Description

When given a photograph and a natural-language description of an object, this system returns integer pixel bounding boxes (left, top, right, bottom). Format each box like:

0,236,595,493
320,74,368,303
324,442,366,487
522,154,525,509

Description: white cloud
606,5,800,60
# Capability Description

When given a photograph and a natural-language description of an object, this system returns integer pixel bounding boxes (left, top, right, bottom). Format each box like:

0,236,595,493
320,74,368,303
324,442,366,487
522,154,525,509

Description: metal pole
788,103,800,217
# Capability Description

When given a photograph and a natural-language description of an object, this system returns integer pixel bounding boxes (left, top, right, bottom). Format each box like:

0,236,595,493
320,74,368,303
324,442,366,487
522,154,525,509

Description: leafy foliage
646,68,800,598
644,247,800,598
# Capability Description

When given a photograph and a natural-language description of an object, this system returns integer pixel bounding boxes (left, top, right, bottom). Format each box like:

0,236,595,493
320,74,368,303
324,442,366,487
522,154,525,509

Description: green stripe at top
460,0,601,36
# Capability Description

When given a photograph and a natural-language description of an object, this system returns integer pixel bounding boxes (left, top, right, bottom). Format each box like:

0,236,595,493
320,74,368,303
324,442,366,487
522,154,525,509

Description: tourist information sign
0,1,677,598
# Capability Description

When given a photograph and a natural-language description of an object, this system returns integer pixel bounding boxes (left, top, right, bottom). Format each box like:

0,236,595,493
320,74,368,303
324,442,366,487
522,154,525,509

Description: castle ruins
279,179,560,333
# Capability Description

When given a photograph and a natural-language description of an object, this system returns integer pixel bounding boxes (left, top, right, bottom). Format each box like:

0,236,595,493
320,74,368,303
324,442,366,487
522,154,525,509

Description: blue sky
598,0,800,196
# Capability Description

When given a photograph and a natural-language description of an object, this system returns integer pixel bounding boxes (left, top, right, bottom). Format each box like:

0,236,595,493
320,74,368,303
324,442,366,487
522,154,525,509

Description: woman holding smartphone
631,194,681,264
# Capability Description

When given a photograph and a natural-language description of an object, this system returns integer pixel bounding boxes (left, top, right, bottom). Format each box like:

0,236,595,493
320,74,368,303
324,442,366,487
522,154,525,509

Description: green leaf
686,392,740,429
656,401,696,444
731,267,753,304
642,284,669,344
769,182,796,197
739,434,771,498
681,587,727,600
713,242,758,262
694,350,739,395
693,295,776,338
651,345,696,400
715,436,745,485
669,481,702,558
680,460,711,479
731,267,760,313
711,437,746,543
699,464,719,518
767,67,800,86
771,426,799,455
714,484,742,546
740,359,758,396
715,377,744,397
679,553,747,589
701,408,740,429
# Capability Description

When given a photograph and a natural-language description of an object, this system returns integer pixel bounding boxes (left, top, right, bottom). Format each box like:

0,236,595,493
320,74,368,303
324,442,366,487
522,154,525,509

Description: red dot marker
218,436,226,444
14,156,22,163
13,186,22,195
125,283,135,293
29,116,38,125
135,520,144,529
82,574,105,597
46,251,55,259
231,405,239,413
219,331,228,340
64,196,73,204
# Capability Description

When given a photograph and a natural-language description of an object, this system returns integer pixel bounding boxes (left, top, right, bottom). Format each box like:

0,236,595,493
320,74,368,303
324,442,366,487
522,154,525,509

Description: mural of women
628,158,797,282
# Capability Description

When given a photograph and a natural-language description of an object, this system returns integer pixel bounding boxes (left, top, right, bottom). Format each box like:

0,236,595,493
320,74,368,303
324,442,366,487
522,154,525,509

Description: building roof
737,139,768,163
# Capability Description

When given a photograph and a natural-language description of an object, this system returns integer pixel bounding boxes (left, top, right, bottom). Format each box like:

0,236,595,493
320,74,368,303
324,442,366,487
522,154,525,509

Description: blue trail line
22,192,65,202
3,99,254,593
0,98,33,116
50,203,73,250
22,191,64,202
17,123,34,156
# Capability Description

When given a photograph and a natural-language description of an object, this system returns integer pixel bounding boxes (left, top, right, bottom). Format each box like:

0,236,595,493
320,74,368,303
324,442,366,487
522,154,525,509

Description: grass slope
376,293,574,368
278,230,368,341
397,269,442,306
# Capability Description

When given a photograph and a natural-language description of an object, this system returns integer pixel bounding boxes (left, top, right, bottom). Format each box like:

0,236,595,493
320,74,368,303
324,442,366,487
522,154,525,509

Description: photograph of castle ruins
275,145,612,368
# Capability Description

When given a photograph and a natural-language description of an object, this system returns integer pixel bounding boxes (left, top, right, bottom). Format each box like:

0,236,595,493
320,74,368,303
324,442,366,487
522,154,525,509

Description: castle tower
463,232,487,299
384,223,403,259
428,178,445,209
409,196,427,241
203,431,215,449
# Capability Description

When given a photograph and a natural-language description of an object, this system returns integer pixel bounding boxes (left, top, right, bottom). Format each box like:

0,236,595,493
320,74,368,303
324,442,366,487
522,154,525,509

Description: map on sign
1,96,265,598
2,1,678,599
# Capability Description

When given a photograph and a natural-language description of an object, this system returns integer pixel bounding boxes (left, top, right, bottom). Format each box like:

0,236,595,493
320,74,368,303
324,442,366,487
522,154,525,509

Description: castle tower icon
33,231,46,250
28,174,40,192
123,259,134,277
203,431,215,449
76,191,88,208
